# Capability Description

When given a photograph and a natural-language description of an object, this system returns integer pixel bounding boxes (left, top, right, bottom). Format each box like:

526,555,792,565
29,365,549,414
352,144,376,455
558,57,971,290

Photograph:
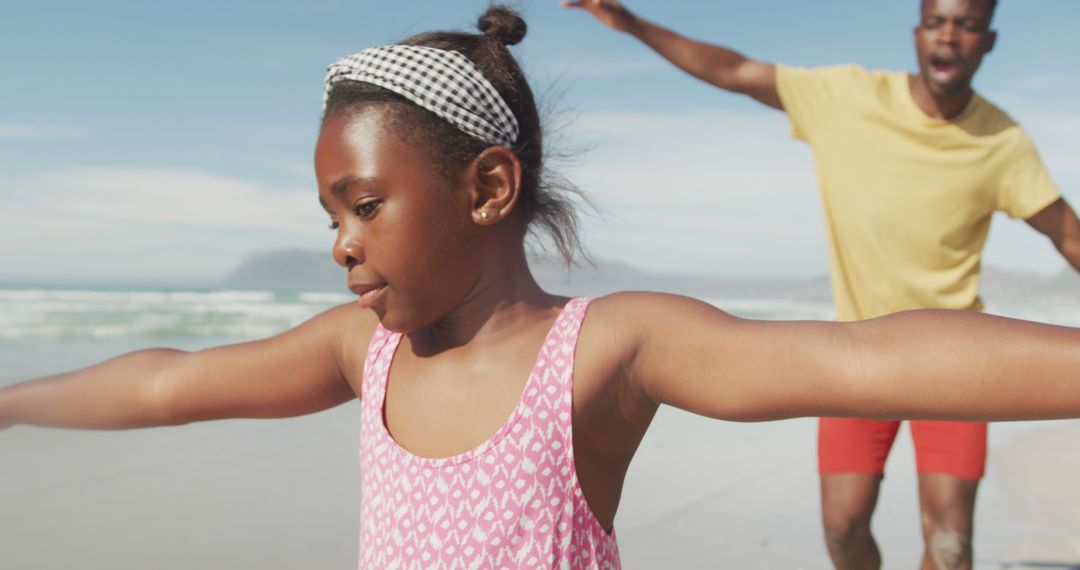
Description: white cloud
0,167,330,285
36,167,324,233
563,107,827,276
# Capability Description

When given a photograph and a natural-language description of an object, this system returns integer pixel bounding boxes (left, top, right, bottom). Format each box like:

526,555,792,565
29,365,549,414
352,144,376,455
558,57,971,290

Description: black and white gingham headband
324,45,519,148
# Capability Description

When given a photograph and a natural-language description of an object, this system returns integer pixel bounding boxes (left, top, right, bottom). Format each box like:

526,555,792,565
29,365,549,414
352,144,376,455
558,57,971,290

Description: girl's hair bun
477,5,527,46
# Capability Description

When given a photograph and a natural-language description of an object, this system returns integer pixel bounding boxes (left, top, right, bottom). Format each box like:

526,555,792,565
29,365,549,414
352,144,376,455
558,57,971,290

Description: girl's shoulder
578,291,702,361
581,291,735,362
310,300,380,342
297,301,380,385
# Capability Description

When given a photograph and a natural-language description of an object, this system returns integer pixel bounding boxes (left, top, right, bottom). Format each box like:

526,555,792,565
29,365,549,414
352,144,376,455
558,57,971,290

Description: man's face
914,0,997,96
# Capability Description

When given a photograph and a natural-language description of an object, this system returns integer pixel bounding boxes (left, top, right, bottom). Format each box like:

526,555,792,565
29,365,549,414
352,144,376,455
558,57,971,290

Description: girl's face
315,106,482,331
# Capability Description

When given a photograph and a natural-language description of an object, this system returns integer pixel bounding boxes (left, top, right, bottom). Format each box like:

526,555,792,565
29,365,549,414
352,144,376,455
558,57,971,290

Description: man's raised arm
563,0,782,109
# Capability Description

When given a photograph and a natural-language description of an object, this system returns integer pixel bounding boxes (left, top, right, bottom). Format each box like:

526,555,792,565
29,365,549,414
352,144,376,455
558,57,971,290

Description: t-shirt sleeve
775,63,862,142
996,129,1061,219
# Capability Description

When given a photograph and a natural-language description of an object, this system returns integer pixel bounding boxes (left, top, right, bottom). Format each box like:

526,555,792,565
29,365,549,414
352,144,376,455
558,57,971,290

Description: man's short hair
921,0,998,23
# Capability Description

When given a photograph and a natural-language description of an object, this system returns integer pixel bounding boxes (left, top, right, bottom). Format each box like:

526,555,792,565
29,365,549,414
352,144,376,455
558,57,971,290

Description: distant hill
221,249,345,292
219,249,832,299
221,249,1079,305
529,256,832,301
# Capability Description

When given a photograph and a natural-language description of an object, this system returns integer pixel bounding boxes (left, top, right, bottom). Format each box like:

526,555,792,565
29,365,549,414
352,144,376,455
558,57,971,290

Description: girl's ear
467,146,522,226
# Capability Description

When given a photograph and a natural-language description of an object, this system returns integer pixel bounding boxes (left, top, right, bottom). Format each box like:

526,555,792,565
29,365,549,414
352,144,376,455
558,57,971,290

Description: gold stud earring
480,210,490,220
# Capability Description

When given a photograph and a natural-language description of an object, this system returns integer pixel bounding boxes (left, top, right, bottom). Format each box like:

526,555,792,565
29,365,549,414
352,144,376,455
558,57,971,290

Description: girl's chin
369,305,424,335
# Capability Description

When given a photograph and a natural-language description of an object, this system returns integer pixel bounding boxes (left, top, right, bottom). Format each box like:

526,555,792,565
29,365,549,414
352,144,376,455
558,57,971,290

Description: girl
2,6,1078,569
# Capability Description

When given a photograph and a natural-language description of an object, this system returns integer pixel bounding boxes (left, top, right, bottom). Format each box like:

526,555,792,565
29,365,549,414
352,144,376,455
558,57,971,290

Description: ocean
0,287,354,381
2,285,1078,569
4,284,1077,381
0,286,836,383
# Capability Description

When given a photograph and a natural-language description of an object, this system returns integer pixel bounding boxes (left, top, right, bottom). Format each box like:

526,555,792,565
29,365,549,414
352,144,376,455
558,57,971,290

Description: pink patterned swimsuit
358,298,620,569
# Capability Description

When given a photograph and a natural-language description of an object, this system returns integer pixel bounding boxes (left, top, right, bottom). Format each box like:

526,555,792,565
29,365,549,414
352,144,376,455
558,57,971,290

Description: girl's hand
561,0,637,33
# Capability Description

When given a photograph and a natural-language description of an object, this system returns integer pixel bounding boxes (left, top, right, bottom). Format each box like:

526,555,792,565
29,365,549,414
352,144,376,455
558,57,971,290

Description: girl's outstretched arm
0,303,374,431
601,292,1080,422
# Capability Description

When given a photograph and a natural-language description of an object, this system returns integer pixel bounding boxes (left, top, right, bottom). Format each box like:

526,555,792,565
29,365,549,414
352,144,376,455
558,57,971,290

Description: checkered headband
324,45,520,148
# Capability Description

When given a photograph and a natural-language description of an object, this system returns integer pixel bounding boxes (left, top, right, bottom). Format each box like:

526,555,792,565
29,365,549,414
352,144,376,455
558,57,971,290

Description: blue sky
2,0,1078,286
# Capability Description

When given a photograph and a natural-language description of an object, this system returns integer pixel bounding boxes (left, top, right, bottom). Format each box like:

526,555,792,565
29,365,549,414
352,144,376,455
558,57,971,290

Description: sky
2,0,1078,286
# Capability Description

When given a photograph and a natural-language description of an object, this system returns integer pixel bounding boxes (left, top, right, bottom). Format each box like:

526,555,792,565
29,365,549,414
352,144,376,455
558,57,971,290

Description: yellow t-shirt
776,64,1060,320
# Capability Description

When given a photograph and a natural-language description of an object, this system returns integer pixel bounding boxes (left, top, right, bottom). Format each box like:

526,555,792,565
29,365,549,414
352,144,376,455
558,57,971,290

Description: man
566,0,1080,568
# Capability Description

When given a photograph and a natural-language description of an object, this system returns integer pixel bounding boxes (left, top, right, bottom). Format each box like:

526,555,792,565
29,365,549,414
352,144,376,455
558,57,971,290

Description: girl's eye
354,200,381,218
328,221,339,230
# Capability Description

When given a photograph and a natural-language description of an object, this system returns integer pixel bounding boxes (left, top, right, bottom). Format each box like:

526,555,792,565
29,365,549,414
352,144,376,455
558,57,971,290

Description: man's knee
923,522,971,570
822,503,873,550
919,473,976,522
920,498,973,529
918,474,976,569
820,473,881,551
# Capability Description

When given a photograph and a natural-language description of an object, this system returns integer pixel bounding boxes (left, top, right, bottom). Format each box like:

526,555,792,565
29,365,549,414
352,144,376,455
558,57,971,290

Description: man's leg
821,473,884,569
916,472,979,570
818,418,901,570
911,421,987,570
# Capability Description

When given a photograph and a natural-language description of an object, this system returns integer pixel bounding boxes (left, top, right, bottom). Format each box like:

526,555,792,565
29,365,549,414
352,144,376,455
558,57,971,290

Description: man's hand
561,0,637,33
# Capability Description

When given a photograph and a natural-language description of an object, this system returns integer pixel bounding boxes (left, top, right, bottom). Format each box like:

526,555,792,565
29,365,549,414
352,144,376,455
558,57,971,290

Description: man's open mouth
930,55,962,75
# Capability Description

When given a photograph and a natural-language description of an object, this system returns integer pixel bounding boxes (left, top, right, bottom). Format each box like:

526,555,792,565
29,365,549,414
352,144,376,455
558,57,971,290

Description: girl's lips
349,282,388,308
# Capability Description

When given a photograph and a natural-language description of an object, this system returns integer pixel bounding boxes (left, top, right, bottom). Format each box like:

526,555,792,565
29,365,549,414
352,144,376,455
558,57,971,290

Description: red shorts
818,418,987,480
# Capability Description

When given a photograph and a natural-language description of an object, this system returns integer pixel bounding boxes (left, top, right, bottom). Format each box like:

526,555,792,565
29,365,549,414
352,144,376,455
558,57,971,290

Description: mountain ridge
221,249,1080,306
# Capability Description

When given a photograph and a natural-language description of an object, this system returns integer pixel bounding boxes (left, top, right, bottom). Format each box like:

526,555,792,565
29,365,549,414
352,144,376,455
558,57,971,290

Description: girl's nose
332,232,364,268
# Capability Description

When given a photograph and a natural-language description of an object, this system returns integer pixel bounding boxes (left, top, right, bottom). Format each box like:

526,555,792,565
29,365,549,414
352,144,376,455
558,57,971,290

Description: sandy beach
3,396,1078,569
978,421,1080,568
